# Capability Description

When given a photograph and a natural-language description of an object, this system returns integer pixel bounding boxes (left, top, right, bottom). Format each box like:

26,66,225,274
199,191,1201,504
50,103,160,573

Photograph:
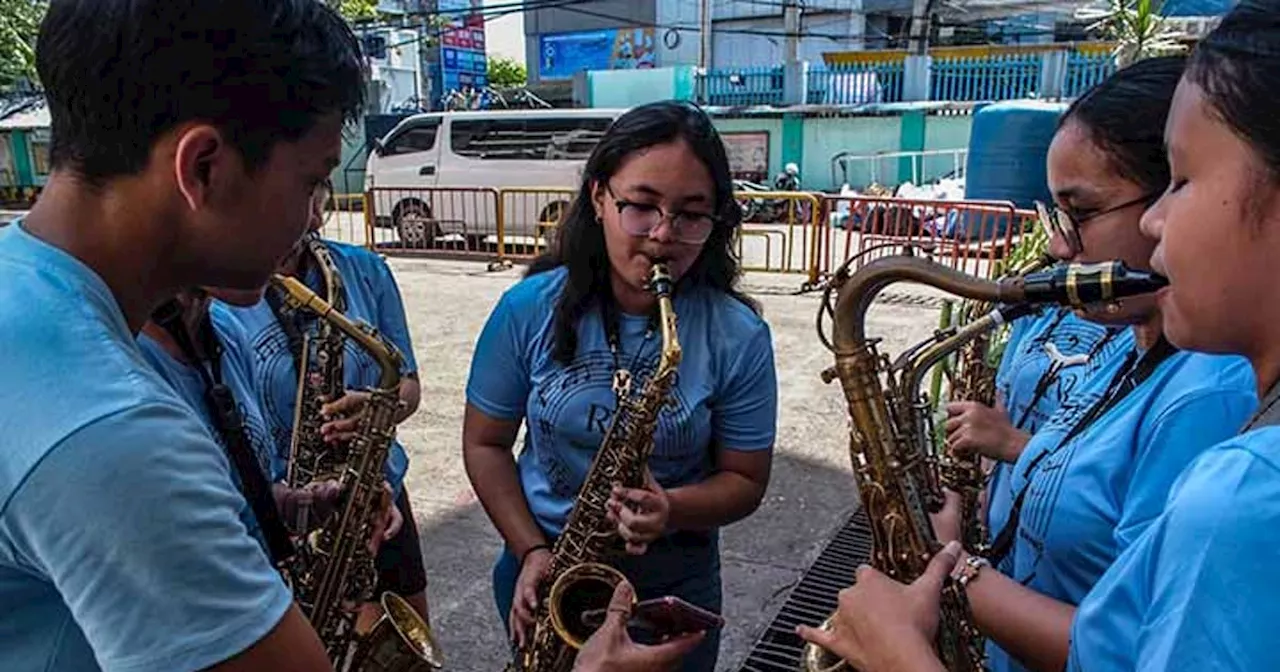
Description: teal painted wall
10,131,34,186
589,67,696,108
806,116,900,191
332,125,370,195
921,114,973,184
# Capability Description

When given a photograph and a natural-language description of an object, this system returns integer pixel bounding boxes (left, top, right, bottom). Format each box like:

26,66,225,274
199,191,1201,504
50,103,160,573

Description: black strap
153,299,296,566
987,335,1177,565
1012,326,1123,431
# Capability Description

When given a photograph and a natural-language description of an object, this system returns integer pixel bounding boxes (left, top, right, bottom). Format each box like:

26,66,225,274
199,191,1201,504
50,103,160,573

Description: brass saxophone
938,247,1054,554
801,255,1167,672
287,236,348,494
270,274,444,672
508,262,683,672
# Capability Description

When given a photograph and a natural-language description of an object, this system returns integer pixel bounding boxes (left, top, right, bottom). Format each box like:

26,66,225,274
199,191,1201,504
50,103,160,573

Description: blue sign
538,27,656,80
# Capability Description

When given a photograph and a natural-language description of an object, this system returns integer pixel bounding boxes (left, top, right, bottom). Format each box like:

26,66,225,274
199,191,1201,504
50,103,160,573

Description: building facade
525,0,883,84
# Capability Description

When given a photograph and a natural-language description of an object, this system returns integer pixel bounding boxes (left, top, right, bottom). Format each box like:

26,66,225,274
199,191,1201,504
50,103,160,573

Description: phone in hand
631,596,725,636
580,596,725,638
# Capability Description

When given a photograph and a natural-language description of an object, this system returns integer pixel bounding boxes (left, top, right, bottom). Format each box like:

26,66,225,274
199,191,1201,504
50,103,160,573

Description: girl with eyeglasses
463,100,778,671
800,53,1260,672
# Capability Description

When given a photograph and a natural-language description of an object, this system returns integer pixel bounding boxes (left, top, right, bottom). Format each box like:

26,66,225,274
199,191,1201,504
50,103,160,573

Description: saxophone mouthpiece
647,259,675,297
1018,261,1168,309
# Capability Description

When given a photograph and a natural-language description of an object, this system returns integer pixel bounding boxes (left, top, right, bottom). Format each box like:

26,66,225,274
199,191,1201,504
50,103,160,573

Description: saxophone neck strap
151,298,296,565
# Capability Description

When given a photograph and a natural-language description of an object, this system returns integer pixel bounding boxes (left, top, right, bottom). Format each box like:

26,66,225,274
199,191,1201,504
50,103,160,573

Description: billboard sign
538,27,656,79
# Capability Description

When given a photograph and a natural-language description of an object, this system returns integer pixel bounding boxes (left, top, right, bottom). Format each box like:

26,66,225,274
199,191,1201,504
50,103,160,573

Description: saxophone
287,236,348,495
801,255,1167,672
271,274,444,672
939,243,1054,554
508,262,683,672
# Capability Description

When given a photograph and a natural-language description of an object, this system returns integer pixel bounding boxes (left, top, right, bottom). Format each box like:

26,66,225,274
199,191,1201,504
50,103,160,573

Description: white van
364,108,627,247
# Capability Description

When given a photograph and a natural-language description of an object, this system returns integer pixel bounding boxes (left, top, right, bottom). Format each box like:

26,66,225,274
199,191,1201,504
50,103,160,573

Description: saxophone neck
648,262,683,379
832,256,1021,353
269,274,403,391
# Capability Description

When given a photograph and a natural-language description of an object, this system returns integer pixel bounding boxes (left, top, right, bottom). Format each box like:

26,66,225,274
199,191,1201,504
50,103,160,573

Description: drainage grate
736,509,875,672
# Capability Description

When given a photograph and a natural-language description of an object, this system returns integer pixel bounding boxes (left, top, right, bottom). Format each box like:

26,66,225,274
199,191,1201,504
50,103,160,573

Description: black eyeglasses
604,182,721,245
1035,193,1156,255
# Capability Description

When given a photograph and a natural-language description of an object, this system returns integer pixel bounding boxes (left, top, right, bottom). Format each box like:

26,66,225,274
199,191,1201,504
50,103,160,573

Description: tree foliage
1077,0,1188,68
487,55,527,88
328,0,380,23
0,0,45,90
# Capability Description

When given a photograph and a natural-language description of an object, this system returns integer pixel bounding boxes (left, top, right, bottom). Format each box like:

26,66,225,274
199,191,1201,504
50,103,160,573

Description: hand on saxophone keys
795,541,962,672
368,481,403,554
272,480,343,534
319,389,374,444
606,469,671,556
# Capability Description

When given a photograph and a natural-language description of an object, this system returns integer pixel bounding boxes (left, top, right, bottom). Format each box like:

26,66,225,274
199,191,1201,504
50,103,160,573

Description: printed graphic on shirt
528,348,696,499
998,314,1124,433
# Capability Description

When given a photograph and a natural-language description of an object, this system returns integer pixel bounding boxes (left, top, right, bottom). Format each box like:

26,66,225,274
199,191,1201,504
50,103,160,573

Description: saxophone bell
546,563,634,650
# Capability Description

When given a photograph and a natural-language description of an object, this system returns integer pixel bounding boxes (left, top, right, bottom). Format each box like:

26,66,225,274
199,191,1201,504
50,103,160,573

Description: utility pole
907,0,933,55
781,0,803,105
783,0,799,68
699,0,712,71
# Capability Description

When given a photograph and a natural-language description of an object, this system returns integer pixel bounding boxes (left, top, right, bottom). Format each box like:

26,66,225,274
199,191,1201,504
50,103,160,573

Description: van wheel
392,199,440,248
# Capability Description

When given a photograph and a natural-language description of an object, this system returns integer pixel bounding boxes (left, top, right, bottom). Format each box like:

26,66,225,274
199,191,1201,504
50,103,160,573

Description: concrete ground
386,256,941,671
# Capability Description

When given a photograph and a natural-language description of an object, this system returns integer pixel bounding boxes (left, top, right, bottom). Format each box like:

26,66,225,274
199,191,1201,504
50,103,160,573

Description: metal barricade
315,192,369,247
496,187,579,262
363,186,504,264
820,195,1024,280
732,190,825,284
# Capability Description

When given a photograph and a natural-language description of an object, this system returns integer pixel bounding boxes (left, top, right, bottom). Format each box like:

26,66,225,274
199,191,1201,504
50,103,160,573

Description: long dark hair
527,100,758,365
1186,0,1280,182
1060,55,1186,195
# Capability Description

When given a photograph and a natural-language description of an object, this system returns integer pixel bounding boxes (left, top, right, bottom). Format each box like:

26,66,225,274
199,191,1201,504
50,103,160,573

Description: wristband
953,555,991,589
520,543,551,566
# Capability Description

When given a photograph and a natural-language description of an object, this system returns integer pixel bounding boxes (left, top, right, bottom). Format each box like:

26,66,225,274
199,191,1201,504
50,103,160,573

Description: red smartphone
630,596,725,636
580,596,725,637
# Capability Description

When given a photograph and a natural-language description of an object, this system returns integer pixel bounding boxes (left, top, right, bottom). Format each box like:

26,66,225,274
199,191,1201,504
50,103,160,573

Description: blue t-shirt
136,316,277,554
214,239,415,496
1069,426,1280,671
465,266,778,540
987,347,1256,672
0,224,293,671
988,309,1130,545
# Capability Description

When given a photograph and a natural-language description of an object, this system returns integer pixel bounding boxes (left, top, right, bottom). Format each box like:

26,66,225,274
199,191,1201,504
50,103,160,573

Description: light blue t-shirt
987,346,1256,672
465,265,778,539
214,239,415,496
988,309,1130,548
137,315,277,554
0,224,293,671
1069,425,1280,671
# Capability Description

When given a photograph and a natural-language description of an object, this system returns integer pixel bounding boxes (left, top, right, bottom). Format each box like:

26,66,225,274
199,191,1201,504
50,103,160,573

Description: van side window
450,117,612,161
384,123,439,155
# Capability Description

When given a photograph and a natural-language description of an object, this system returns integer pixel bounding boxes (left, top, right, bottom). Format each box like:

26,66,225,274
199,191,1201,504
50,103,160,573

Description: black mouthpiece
1019,261,1168,308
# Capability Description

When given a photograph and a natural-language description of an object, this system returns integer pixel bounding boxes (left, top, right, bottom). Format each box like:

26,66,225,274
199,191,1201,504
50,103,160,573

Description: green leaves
328,0,380,23
1076,0,1189,68
487,55,527,88
0,0,45,91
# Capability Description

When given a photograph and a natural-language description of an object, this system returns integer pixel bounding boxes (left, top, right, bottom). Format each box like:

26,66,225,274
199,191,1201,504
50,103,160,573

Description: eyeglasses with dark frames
1035,193,1157,255
604,182,721,245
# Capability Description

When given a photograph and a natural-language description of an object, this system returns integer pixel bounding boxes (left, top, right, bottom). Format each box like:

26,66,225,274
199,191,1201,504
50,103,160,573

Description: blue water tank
962,100,1067,239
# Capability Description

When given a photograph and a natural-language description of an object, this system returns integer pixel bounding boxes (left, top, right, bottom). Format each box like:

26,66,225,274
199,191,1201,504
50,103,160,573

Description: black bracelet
520,544,550,566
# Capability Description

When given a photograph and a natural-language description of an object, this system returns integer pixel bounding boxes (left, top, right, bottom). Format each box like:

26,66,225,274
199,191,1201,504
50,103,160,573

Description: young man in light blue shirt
0,1,367,670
